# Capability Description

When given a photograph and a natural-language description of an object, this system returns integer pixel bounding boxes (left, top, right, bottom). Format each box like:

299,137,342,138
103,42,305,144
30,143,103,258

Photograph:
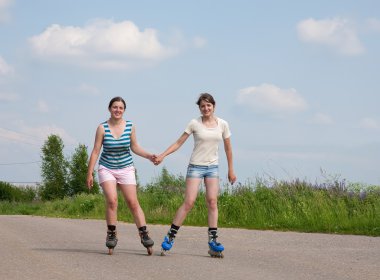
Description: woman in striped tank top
86,96,155,255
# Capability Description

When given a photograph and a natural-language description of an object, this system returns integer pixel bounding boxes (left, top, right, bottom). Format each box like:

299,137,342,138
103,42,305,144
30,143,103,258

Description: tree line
39,134,100,200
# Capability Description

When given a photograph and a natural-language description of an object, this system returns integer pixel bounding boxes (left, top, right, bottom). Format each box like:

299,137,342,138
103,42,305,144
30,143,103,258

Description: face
109,101,125,119
199,100,215,117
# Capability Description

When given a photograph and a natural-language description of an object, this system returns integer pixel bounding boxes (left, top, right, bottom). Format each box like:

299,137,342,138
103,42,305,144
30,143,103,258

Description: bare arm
223,137,237,184
86,124,104,189
154,132,190,165
130,125,154,162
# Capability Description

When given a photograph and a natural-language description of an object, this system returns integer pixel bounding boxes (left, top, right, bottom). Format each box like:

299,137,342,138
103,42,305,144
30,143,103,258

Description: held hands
153,154,164,165
148,154,164,165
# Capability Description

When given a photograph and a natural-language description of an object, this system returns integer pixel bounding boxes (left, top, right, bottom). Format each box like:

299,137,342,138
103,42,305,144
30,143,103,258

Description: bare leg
119,184,146,228
172,178,201,226
101,180,118,226
101,181,119,254
119,184,154,255
205,178,224,258
205,178,220,228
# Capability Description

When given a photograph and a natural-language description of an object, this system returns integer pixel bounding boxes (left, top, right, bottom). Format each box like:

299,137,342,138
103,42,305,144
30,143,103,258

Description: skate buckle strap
107,230,116,238
168,233,176,240
209,231,218,238
209,231,220,244
140,230,151,241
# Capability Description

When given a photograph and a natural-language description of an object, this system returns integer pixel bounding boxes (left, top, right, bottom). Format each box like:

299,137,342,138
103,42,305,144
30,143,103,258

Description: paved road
0,215,379,280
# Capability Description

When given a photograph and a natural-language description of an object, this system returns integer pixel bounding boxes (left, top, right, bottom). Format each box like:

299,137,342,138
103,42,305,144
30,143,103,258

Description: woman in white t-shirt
154,93,237,258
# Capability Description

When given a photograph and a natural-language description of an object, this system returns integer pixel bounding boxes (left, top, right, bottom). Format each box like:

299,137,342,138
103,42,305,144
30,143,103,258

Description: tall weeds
1,172,379,236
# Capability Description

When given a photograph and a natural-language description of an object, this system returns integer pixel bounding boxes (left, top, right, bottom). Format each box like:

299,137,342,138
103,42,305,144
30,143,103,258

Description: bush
0,181,37,202
144,167,186,195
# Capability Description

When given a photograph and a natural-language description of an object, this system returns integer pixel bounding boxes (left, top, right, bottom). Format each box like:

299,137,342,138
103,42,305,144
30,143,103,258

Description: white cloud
24,124,77,145
360,117,379,130
366,18,380,32
0,0,12,23
236,83,307,114
0,122,77,146
193,36,207,48
29,19,180,70
0,92,18,101
0,127,39,146
297,17,364,55
37,99,49,113
311,113,334,125
77,83,101,96
0,55,13,76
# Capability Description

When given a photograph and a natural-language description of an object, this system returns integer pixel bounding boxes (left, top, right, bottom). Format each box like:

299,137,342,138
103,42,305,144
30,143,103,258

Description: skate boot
106,230,118,255
160,235,175,256
208,230,224,258
139,229,154,255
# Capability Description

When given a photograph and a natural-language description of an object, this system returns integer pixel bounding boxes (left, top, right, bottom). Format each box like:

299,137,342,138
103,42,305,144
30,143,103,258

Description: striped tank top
99,121,133,169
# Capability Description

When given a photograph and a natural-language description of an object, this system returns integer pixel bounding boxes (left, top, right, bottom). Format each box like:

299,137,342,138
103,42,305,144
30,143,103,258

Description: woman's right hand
86,174,93,189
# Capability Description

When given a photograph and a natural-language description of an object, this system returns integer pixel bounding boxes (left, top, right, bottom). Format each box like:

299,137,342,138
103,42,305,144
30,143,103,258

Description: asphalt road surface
0,215,379,280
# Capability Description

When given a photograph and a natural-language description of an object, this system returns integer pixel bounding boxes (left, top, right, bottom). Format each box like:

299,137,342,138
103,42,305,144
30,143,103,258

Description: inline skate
208,230,224,258
160,235,175,256
139,229,154,255
106,230,118,255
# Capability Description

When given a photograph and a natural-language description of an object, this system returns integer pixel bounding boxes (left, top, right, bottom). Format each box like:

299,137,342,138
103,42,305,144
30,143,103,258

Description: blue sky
0,0,379,186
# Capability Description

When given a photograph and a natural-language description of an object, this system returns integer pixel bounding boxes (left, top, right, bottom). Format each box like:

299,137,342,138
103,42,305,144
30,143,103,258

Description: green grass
1,174,380,236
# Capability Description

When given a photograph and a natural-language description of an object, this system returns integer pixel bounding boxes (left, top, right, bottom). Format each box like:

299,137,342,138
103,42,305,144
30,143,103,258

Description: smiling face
199,99,215,117
109,100,125,119
196,93,216,118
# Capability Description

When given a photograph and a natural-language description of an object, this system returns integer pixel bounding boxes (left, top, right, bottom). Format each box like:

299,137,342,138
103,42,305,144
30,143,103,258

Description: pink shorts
98,165,137,185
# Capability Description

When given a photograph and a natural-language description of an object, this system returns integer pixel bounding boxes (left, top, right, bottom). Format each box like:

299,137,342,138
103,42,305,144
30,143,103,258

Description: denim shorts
186,164,219,179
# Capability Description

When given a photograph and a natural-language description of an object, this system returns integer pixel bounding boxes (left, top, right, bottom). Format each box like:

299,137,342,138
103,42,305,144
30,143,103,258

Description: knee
207,198,218,210
126,199,140,212
183,200,196,212
107,197,118,210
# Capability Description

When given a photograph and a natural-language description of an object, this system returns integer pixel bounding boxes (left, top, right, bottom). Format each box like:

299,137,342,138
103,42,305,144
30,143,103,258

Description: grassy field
1,174,379,236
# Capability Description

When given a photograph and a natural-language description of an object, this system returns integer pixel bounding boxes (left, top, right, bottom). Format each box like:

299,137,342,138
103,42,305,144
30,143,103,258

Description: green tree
68,144,99,195
145,167,185,194
39,134,68,200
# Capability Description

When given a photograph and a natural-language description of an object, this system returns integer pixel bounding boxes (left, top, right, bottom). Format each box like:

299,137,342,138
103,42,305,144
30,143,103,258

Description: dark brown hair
108,96,126,110
196,93,216,106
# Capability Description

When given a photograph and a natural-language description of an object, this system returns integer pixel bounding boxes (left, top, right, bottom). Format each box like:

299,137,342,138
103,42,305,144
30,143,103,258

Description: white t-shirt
184,117,231,166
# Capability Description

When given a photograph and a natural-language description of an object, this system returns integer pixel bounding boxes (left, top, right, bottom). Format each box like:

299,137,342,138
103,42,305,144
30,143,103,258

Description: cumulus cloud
193,36,207,48
236,83,308,114
77,83,101,96
24,124,77,145
0,122,76,146
360,117,379,129
297,17,364,55
0,127,38,146
29,19,180,69
366,18,380,32
0,55,13,76
37,99,49,113
0,0,12,23
311,113,334,125
0,92,18,101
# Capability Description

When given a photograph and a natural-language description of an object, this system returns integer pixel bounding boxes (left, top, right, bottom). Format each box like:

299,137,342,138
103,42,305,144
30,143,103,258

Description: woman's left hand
228,170,237,185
